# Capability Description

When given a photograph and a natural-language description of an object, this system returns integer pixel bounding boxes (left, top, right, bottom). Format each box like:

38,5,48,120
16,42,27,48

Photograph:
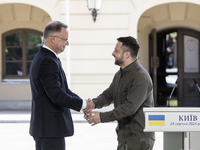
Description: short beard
115,58,124,66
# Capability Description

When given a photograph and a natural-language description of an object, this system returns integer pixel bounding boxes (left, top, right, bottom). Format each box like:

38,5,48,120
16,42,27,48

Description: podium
143,107,200,150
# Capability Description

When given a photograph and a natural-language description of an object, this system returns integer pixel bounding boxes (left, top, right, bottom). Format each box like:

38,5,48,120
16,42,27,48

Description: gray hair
43,21,68,39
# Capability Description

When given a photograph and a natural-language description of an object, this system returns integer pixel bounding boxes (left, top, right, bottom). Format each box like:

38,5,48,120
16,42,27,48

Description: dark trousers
34,137,65,150
117,137,154,150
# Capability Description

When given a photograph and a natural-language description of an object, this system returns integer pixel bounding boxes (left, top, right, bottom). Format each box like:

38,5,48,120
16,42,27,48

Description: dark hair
117,36,140,58
43,21,68,39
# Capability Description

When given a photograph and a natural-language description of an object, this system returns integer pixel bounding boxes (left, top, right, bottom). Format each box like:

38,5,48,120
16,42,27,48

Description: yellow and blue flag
148,115,165,126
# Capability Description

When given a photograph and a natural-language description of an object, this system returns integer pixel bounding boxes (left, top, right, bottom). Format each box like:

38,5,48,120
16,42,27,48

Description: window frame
2,29,42,79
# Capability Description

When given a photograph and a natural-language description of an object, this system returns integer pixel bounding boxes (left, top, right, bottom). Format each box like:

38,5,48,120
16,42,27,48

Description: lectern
143,107,200,150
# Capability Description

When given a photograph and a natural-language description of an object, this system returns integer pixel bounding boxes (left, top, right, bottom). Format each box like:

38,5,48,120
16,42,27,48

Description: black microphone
193,78,200,92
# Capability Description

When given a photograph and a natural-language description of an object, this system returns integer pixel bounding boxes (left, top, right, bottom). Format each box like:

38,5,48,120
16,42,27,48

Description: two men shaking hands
84,99,100,126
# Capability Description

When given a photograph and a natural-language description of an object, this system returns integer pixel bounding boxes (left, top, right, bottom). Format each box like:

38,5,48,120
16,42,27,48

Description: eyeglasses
52,35,68,43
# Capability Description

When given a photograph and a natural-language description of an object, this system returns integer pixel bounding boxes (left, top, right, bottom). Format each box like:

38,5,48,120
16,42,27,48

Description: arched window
2,29,42,79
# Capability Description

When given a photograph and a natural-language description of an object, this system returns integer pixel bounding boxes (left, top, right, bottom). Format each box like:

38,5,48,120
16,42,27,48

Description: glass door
154,28,200,107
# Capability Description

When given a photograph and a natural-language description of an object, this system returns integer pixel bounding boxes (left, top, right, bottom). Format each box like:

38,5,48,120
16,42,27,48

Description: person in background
84,36,155,150
29,21,93,150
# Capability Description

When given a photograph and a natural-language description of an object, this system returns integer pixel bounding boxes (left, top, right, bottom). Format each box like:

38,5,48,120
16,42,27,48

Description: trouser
117,137,154,150
34,137,65,150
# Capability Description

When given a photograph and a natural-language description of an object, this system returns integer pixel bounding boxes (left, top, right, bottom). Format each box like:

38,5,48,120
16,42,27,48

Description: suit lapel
57,57,69,91
41,47,68,90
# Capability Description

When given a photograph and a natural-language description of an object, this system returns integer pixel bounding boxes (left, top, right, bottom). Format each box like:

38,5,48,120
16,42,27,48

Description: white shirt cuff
81,99,87,109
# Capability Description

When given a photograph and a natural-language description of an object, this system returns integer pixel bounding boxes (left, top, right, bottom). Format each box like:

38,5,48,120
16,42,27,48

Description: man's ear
50,36,55,44
124,51,131,59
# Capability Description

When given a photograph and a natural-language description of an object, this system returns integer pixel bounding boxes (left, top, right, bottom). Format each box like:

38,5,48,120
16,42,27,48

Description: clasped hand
83,98,101,126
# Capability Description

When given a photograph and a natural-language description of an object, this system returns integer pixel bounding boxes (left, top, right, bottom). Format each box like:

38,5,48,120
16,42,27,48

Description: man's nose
112,51,115,57
65,41,69,46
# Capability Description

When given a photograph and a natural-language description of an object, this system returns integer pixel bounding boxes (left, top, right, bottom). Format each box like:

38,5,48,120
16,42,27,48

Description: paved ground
0,111,163,150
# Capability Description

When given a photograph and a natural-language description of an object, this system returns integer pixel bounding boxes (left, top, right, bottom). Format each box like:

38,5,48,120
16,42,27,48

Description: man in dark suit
29,21,92,150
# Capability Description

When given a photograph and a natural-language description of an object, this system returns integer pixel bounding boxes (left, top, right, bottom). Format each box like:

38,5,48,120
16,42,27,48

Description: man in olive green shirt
85,36,155,150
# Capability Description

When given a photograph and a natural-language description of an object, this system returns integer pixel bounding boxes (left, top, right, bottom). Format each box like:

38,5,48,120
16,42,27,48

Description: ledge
0,100,31,111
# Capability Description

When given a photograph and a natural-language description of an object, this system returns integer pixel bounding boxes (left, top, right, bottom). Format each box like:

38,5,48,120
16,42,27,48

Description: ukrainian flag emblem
148,115,165,126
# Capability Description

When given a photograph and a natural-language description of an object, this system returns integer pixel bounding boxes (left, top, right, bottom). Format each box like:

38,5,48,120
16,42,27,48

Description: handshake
83,98,100,126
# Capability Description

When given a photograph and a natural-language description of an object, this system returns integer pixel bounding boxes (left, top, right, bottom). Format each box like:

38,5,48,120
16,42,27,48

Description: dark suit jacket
29,46,83,138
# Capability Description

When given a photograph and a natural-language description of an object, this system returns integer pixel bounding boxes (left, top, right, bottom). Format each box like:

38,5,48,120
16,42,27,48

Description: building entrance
150,28,200,107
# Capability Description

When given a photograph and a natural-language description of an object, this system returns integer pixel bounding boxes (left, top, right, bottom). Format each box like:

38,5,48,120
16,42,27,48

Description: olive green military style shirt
93,60,155,143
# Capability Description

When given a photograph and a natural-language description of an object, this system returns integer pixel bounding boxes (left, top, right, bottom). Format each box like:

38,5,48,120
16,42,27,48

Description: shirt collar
42,44,59,58
120,59,138,75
